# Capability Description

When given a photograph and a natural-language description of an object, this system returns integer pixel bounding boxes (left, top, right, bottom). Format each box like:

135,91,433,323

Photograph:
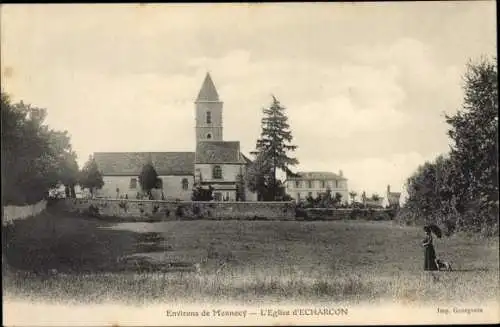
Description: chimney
387,184,390,194
339,170,343,177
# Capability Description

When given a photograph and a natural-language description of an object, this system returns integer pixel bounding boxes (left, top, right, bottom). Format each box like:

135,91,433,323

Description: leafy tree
305,194,315,208
251,96,298,200
138,160,159,198
445,57,498,229
349,191,357,203
334,192,343,206
246,151,273,201
322,187,333,207
406,156,445,211
192,185,214,201
79,155,104,197
1,93,80,205
236,173,246,201
49,131,79,198
371,194,381,202
272,180,292,201
403,57,498,234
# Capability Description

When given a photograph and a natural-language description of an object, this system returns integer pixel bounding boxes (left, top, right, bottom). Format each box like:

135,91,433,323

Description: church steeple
196,72,220,102
195,72,224,142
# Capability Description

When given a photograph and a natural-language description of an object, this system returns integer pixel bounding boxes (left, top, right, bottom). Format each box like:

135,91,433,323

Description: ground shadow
2,209,146,274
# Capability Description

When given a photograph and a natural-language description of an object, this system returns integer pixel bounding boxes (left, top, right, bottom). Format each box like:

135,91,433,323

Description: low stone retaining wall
2,200,47,225
303,208,395,221
56,198,297,221
54,199,396,221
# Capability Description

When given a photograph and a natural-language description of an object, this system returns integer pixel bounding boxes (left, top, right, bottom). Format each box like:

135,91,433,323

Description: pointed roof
196,72,220,102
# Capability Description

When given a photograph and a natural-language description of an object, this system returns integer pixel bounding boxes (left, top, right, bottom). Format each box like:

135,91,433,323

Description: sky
1,2,497,199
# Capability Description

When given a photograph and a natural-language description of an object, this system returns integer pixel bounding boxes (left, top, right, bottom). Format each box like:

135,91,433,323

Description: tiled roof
195,141,246,164
196,72,220,102
93,152,195,176
290,171,347,180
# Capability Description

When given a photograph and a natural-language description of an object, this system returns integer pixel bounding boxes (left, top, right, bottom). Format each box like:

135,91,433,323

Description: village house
383,184,402,208
93,73,258,201
285,171,349,203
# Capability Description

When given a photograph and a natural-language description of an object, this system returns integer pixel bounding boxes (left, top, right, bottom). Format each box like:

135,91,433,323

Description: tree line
1,92,108,205
402,58,498,235
1,93,79,205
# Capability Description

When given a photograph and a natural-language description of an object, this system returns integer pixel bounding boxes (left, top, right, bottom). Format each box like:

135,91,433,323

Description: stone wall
56,198,296,221
54,199,396,222
2,200,47,225
302,208,395,221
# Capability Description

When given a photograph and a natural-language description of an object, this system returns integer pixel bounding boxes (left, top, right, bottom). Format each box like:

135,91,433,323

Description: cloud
347,38,464,112
294,95,408,140
1,3,496,197
297,151,438,197
0,40,462,192
3,68,205,166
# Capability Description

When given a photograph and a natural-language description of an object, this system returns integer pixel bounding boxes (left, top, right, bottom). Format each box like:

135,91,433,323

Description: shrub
175,206,184,218
192,186,214,201
86,204,100,218
349,209,361,220
192,204,204,218
295,205,307,219
118,200,128,212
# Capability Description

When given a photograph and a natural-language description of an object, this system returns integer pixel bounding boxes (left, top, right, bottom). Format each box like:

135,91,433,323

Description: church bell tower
195,72,223,142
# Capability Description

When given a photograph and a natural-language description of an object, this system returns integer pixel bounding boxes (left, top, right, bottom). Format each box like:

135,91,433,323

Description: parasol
425,223,442,238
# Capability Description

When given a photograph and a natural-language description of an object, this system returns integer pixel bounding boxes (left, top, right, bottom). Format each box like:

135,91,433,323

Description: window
182,178,189,190
335,180,339,188
321,180,326,188
206,133,212,139
206,111,212,124
308,192,313,198
214,192,222,201
130,178,137,189
308,180,313,188
297,192,301,200
295,180,300,188
212,165,222,179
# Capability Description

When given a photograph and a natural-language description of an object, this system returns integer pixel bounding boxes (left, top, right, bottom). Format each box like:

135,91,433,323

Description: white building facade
286,171,349,203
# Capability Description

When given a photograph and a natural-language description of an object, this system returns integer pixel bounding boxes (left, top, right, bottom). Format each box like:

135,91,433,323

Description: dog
435,259,453,271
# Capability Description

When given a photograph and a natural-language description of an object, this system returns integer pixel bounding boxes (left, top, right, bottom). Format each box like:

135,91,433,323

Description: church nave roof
93,152,195,176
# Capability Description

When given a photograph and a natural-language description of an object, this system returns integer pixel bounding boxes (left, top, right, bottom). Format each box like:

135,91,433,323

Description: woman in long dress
422,226,438,271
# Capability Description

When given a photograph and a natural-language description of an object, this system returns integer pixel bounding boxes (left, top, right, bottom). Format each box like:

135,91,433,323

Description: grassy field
3,209,499,306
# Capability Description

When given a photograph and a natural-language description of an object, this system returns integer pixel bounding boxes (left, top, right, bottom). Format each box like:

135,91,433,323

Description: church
93,73,258,201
